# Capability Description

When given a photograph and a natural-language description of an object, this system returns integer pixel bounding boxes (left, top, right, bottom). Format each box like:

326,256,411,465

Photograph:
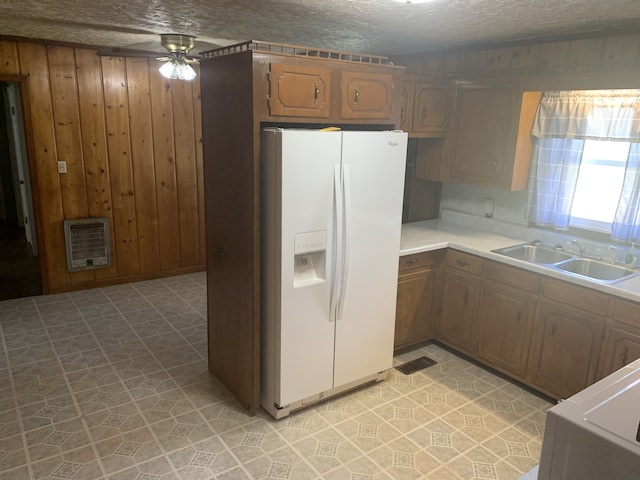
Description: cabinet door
447,80,518,188
340,71,393,119
399,78,414,132
599,328,640,378
530,300,603,399
395,267,436,350
411,80,450,136
269,63,331,118
439,270,480,354
477,280,536,378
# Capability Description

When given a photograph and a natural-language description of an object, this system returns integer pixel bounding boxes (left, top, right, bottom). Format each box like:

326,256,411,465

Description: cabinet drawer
399,250,443,273
541,278,609,316
611,298,640,330
484,260,539,294
446,250,483,276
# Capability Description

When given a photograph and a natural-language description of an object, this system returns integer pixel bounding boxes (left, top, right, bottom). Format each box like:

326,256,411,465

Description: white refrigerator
261,128,407,419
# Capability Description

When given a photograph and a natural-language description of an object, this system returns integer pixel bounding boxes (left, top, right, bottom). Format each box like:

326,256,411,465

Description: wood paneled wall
393,33,640,84
0,39,205,293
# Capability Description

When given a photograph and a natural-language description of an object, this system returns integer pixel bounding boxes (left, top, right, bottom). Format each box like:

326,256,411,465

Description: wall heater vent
63,218,111,272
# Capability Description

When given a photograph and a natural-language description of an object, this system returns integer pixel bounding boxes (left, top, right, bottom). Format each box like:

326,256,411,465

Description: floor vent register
395,356,437,375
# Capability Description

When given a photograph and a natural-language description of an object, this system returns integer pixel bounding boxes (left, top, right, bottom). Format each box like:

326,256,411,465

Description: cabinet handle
456,259,470,267
515,311,521,323
406,259,418,265
354,86,359,105
401,106,405,121
421,106,428,122
314,82,319,104
549,322,556,336
492,160,497,171
463,289,469,303
622,347,629,366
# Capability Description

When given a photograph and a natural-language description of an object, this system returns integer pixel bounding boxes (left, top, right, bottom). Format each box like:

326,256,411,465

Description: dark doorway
0,82,41,301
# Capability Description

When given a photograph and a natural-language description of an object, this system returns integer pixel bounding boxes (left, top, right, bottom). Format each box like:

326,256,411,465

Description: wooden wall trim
393,32,640,80
48,265,206,294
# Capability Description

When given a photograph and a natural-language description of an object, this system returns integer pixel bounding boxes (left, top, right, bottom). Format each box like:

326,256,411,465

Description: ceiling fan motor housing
160,34,195,54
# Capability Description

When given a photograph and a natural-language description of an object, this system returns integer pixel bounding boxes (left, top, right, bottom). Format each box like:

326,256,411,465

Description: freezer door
333,131,407,388
276,130,342,406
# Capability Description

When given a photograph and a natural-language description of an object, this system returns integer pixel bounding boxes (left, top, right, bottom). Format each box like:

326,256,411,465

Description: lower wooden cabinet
599,328,640,378
439,270,481,354
599,298,640,378
394,248,640,401
529,300,604,399
394,251,442,350
476,279,536,378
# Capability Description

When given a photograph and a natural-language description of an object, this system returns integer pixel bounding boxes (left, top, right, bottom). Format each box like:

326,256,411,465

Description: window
527,90,640,244
569,139,629,233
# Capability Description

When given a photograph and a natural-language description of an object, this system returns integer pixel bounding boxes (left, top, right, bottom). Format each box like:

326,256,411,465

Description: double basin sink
492,242,640,285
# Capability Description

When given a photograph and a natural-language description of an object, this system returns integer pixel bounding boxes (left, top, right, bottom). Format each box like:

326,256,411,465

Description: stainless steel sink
492,241,640,285
553,258,640,283
492,243,573,264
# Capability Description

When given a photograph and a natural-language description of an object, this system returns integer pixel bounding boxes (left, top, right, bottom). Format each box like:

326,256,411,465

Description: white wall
440,182,529,226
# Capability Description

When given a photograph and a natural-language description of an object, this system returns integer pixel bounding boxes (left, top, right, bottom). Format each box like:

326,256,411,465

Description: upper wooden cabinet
412,80,450,136
340,71,393,120
269,64,331,118
400,75,450,137
445,80,540,190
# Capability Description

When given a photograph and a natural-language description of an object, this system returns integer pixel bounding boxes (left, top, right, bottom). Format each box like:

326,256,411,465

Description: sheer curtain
612,143,640,242
526,90,640,241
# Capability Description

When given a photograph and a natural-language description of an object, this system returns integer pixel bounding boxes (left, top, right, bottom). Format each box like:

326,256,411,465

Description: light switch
57,161,67,174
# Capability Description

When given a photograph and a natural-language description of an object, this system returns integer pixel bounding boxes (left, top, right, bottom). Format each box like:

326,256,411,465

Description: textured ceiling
2,0,640,56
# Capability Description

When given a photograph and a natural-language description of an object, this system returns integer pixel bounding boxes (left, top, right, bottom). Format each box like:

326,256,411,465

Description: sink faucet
571,239,586,256
571,239,604,260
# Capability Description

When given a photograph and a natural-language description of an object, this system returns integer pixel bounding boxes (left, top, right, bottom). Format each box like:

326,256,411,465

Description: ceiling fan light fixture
159,34,197,81
159,57,197,81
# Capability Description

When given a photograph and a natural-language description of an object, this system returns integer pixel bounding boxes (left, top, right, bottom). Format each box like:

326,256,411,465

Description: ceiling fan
156,34,199,81
96,33,200,81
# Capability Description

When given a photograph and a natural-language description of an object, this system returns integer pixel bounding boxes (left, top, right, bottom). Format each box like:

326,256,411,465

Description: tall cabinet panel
200,52,260,411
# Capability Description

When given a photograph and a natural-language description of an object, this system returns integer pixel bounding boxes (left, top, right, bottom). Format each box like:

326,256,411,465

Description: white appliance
538,358,640,480
260,128,407,419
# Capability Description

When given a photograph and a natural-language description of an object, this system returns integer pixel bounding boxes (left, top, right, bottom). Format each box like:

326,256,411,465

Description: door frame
1,74,49,294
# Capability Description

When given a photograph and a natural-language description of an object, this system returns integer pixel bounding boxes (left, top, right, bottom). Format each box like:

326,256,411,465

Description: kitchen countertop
400,219,640,303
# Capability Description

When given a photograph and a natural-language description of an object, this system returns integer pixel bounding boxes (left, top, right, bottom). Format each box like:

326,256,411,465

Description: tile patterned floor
0,272,552,479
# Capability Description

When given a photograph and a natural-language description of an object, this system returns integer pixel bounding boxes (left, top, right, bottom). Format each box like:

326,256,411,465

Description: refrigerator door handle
330,164,342,322
337,164,351,321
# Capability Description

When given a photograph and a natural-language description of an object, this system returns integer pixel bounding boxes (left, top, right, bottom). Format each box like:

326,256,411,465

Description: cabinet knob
354,86,359,105
313,82,319,104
